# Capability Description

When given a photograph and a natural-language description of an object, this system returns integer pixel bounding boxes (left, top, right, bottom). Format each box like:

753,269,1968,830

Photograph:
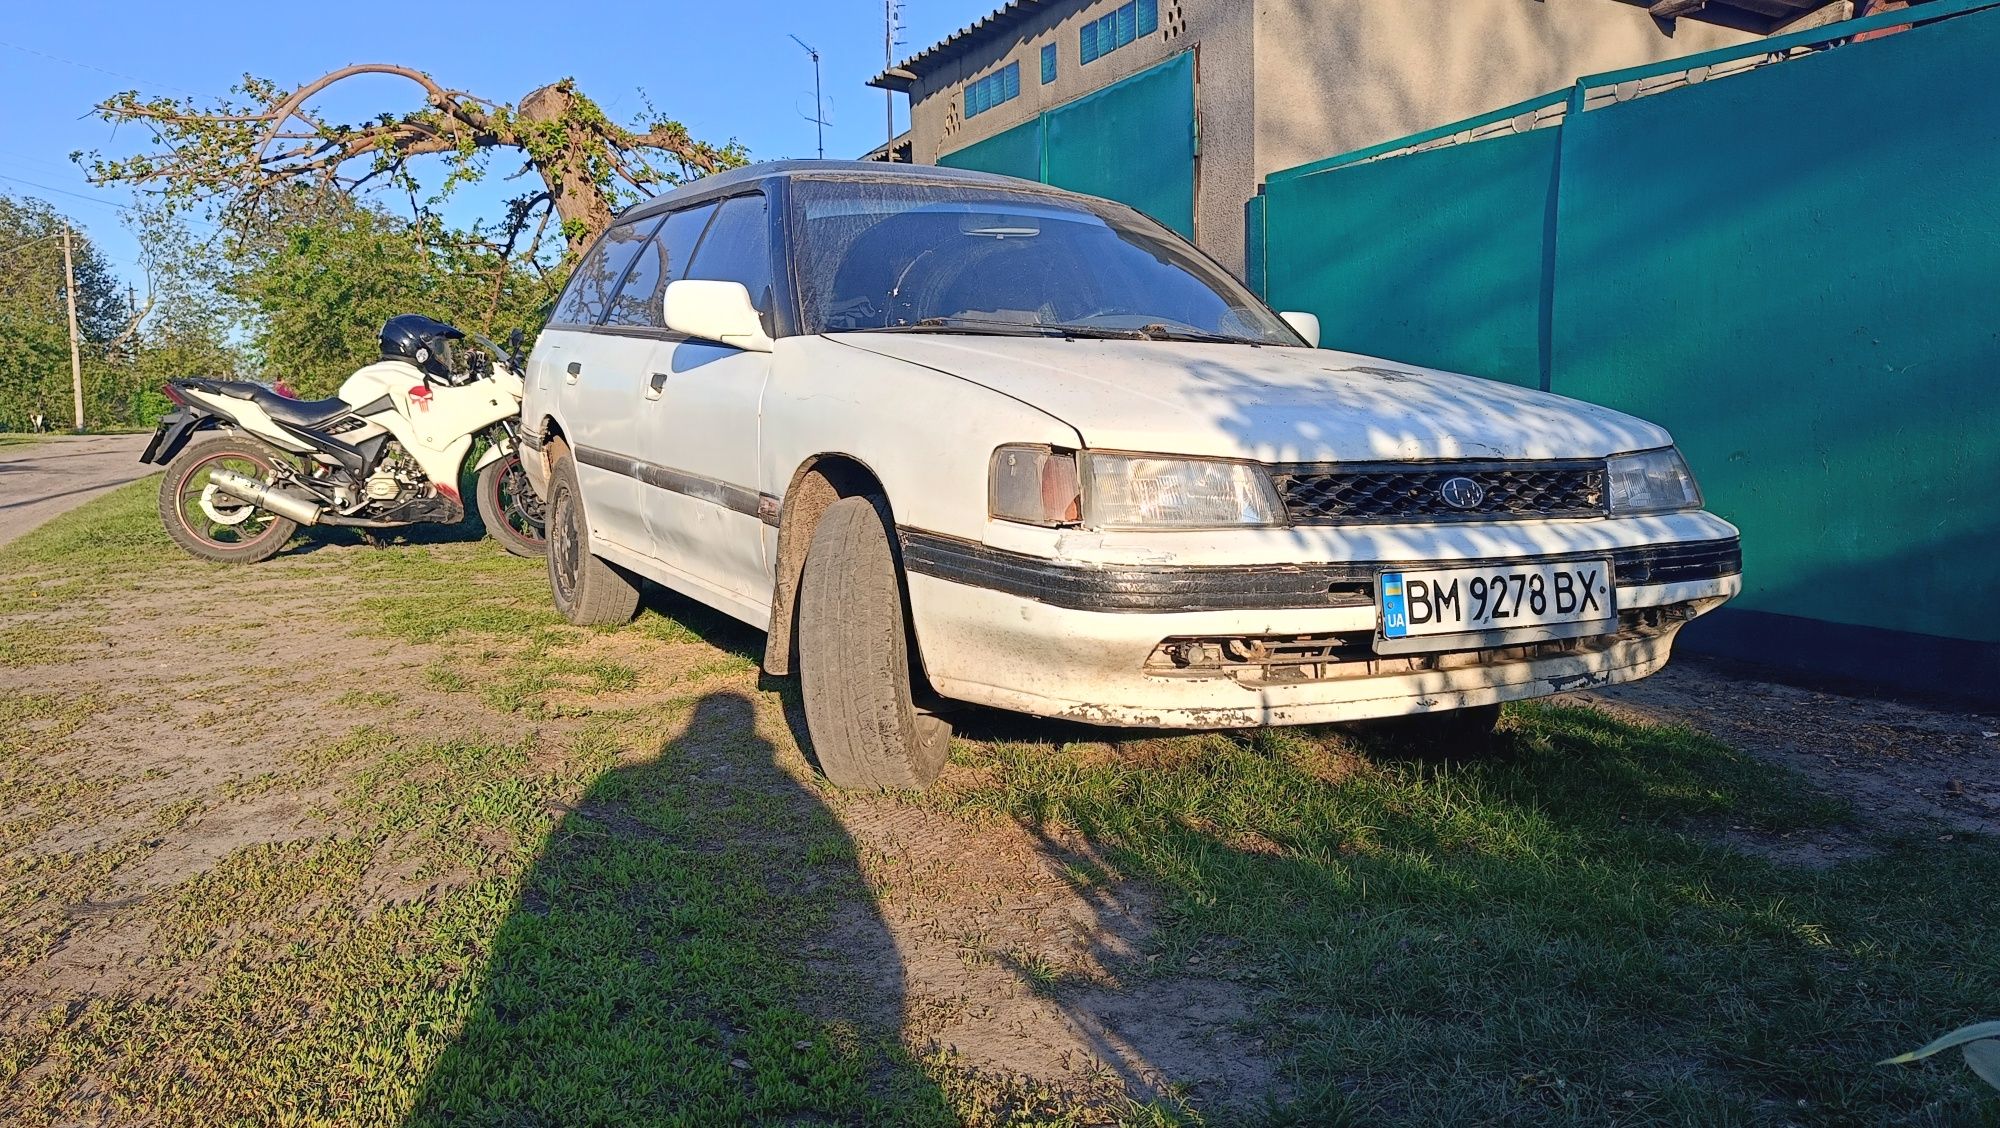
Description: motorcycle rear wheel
158,434,300,564
476,452,547,558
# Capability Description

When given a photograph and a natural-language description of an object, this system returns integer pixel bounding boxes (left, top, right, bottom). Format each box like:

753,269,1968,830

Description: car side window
685,194,775,331
551,217,662,326
602,203,717,329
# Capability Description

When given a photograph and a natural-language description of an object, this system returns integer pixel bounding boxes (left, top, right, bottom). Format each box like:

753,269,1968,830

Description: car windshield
789,178,1301,346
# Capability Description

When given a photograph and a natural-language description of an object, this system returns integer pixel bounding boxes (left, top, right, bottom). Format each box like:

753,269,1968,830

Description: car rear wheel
797,495,950,791
545,440,640,627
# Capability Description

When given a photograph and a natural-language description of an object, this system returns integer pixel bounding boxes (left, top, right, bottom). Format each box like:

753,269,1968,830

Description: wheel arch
522,412,565,498
765,452,907,677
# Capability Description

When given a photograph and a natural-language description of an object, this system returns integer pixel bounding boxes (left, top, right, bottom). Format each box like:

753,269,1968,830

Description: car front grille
1271,461,1609,524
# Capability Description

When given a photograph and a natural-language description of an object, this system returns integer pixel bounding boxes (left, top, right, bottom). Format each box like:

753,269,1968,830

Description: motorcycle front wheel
157,434,300,564
475,451,547,558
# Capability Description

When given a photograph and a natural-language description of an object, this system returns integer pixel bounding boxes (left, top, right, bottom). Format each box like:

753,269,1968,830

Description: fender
470,435,515,473
140,407,221,464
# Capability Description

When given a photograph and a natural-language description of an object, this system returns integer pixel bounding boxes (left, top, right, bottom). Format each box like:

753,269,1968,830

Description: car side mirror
663,279,775,353
1280,311,1321,349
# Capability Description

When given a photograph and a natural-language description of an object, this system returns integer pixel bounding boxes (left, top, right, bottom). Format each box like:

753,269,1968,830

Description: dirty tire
1373,703,1504,757
545,441,640,627
475,451,547,558
157,433,300,564
797,495,950,791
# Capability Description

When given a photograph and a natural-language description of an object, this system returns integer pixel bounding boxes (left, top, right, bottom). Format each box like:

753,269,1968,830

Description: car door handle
565,361,582,384
644,372,669,400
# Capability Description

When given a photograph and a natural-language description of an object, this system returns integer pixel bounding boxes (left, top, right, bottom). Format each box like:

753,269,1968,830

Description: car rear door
549,215,663,553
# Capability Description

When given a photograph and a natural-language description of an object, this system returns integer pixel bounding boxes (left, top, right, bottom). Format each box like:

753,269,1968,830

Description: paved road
0,434,156,550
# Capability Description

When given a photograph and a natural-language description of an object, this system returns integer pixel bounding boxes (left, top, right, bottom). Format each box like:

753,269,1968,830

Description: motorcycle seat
180,379,353,429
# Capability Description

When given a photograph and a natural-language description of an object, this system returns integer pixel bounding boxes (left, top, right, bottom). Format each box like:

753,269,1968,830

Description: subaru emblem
1439,476,1486,510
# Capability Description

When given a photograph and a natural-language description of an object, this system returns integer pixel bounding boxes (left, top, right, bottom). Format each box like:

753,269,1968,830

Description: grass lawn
0,480,1993,1126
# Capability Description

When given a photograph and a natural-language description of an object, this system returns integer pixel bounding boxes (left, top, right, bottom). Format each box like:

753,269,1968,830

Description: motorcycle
140,324,546,563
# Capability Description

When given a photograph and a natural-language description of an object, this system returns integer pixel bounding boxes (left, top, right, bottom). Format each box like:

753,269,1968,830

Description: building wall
907,0,1259,270
905,0,1755,275
1253,0,1753,177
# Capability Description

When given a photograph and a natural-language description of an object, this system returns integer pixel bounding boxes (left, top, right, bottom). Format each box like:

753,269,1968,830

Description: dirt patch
1571,657,2000,863
824,796,1282,1114
0,549,551,1019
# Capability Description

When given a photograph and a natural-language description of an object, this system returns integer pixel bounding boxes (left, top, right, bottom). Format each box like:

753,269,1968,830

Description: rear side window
685,194,775,328
551,217,661,326
602,203,718,329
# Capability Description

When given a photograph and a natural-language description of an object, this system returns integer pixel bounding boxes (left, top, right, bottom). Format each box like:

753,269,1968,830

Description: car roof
614,159,1090,226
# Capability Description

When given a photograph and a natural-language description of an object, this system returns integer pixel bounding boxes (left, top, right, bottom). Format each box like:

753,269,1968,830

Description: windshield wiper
845,316,1066,338
1126,323,1265,346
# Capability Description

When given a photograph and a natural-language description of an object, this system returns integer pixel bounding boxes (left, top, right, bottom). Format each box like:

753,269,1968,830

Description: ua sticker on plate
1380,573,1411,638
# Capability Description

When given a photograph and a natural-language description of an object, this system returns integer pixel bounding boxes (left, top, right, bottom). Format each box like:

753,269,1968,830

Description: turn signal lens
990,445,1082,526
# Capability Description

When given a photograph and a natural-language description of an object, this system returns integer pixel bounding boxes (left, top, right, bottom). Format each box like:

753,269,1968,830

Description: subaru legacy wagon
517,161,1740,790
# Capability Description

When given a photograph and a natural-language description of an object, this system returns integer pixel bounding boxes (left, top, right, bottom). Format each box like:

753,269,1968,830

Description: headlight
1081,452,1285,529
1607,447,1701,514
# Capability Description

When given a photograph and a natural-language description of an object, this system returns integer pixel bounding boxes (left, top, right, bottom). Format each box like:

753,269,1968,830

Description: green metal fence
940,51,1197,238
1256,0,2000,695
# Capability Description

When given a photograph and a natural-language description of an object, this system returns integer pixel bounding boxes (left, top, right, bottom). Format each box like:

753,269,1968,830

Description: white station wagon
519,161,1740,790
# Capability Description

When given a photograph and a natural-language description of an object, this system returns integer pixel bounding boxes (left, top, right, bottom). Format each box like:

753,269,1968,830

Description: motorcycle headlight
1080,452,1285,529
1607,447,1702,514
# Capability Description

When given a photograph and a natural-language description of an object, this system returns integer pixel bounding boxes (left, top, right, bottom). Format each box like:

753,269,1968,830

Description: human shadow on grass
406,691,950,1125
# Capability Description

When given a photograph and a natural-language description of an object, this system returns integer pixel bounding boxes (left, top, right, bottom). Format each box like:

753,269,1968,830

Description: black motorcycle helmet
380,314,465,381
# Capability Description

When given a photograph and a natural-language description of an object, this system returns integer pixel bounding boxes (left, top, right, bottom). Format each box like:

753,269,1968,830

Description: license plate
1379,560,1613,643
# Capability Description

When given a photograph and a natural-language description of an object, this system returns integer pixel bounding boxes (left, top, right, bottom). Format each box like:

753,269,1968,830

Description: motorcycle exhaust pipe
207,468,326,526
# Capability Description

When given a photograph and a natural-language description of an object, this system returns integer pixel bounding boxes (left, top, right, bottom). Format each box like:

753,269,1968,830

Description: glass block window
965,61,1021,117
1080,0,1157,65
1041,43,1058,84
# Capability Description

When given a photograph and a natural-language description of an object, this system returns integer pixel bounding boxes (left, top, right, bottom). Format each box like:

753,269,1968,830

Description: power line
0,38,225,100
0,232,62,258
0,172,142,214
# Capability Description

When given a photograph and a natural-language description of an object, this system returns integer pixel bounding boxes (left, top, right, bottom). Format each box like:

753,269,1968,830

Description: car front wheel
796,495,950,791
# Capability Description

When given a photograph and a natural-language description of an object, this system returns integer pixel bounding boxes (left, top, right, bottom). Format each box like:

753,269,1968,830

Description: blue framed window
965,61,1021,117
1041,43,1057,84
1080,0,1156,65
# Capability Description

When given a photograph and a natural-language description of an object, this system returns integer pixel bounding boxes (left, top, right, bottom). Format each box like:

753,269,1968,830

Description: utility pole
885,0,897,146
61,225,83,432
789,34,826,159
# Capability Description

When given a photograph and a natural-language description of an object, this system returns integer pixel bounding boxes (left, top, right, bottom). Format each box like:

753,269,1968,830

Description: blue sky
0,0,992,289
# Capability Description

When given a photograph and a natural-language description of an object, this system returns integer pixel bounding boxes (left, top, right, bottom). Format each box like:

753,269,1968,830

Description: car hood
829,335,1671,462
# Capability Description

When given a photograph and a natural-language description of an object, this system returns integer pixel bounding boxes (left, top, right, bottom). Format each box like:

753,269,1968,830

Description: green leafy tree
83,66,746,260
0,195,133,430
228,195,556,396
77,65,747,394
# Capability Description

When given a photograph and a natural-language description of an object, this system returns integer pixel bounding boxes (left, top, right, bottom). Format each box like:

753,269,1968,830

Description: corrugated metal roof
869,0,1062,91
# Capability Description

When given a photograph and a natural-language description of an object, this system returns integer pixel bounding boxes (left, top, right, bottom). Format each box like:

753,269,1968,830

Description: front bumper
899,514,1740,728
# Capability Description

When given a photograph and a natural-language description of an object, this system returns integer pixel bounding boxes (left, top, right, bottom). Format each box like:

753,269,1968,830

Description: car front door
551,215,663,554
639,192,778,609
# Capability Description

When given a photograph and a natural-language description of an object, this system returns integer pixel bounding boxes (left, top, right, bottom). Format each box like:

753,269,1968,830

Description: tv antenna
788,33,828,159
